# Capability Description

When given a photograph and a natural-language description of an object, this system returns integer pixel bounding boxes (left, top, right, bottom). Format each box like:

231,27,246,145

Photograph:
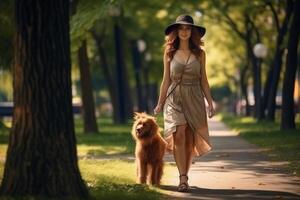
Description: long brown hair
164,26,204,61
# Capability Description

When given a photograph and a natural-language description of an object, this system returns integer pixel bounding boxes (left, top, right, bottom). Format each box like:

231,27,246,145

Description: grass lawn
220,113,300,176
75,117,135,157
0,114,175,200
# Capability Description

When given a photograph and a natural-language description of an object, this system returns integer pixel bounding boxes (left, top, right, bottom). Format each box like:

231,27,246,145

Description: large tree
0,0,88,198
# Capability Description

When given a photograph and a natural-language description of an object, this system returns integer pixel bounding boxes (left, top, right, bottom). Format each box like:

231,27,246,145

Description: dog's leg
137,158,147,184
157,161,163,185
150,162,162,185
151,161,163,185
149,163,156,185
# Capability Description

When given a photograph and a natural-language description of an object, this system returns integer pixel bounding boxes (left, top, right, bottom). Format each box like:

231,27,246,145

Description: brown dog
131,112,166,185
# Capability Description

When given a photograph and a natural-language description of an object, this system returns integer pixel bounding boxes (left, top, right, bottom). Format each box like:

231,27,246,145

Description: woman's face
177,24,192,41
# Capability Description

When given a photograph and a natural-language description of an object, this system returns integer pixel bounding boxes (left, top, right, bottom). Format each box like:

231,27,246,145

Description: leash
158,52,192,111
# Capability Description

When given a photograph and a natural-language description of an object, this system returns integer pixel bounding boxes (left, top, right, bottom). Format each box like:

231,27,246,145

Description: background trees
1,0,299,126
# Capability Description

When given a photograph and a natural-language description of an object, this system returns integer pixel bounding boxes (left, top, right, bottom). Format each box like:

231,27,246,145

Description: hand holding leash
153,104,163,116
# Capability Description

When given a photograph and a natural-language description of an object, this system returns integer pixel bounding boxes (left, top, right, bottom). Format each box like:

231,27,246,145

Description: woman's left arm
200,51,215,117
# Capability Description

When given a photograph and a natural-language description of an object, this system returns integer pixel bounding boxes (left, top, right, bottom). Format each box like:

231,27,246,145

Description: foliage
70,0,112,52
221,113,300,176
0,0,296,120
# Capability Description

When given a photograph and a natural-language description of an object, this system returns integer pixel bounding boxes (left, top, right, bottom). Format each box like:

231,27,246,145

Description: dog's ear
149,118,159,134
148,114,156,122
134,112,141,120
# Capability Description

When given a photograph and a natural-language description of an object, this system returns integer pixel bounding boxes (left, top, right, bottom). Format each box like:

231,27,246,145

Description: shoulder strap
159,52,192,109
180,52,191,79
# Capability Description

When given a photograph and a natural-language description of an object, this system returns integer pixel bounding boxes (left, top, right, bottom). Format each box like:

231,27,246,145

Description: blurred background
0,0,299,128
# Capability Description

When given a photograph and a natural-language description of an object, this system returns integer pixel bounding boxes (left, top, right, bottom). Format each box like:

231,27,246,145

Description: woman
154,14,215,192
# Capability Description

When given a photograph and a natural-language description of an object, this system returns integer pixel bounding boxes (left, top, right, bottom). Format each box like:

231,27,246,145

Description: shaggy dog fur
131,112,166,185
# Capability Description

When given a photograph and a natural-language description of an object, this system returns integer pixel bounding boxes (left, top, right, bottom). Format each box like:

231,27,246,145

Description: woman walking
154,14,215,192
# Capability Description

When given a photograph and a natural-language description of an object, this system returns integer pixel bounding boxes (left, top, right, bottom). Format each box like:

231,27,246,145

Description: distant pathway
161,118,300,200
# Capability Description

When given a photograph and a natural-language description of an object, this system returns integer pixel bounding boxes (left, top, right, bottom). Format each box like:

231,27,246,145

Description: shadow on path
161,118,300,199
160,185,300,200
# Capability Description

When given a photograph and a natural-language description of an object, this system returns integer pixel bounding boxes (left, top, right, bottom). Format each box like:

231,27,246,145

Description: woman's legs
185,126,194,173
173,124,187,176
173,124,195,191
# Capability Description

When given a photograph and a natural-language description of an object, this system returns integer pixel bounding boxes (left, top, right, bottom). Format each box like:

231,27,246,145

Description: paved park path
160,118,300,200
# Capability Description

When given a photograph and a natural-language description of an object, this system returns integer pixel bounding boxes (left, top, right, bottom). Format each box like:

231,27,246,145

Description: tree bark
245,22,262,119
92,32,120,123
131,40,146,112
281,0,300,130
0,0,89,197
78,40,98,133
264,0,293,121
113,19,133,123
240,63,251,116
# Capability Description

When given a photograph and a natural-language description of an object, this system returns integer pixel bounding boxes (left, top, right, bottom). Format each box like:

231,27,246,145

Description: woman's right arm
154,50,171,114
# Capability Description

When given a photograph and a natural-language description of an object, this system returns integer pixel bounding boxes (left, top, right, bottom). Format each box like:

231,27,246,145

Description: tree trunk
265,52,284,120
143,63,150,113
246,36,262,119
114,23,127,123
131,40,146,112
264,0,293,121
0,0,89,197
240,63,251,116
281,0,300,130
113,20,133,122
78,40,98,133
262,50,283,116
244,15,263,120
93,33,120,123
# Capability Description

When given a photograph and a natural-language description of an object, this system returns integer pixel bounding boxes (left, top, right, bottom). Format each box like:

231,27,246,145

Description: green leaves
70,0,111,52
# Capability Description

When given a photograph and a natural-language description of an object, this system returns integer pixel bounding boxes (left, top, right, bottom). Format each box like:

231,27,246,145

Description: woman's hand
154,104,163,115
207,104,216,118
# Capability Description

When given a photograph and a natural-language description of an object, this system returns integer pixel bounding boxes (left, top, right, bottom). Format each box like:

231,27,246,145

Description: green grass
220,113,300,176
80,159,164,200
0,159,169,200
0,116,173,199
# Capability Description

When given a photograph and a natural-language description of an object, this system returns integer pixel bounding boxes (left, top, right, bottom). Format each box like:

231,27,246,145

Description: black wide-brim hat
164,14,206,37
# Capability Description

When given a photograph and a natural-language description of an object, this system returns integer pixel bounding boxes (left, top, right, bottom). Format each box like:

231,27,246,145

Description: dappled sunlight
2,119,12,128
79,159,166,200
240,117,256,123
0,145,7,158
77,145,128,157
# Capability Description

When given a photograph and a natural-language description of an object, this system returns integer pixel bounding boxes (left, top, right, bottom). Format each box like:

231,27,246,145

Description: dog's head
131,112,159,140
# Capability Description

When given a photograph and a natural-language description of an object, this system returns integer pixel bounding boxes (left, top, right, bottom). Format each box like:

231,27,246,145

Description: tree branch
211,0,246,40
266,1,280,32
246,14,260,43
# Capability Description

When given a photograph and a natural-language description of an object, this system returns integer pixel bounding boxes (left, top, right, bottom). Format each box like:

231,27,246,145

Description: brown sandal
178,174,189,192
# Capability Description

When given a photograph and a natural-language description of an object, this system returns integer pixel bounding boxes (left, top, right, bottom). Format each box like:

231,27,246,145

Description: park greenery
0,0,299,199
1,0,299,126
0,116,174,200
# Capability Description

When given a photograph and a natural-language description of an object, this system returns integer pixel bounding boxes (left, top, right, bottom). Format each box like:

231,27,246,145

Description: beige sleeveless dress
163,54,212,157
